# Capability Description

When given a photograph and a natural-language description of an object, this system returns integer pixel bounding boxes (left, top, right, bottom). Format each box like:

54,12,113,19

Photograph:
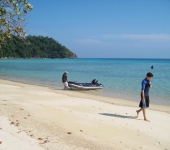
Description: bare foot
136,110,139,118
144,119,150,122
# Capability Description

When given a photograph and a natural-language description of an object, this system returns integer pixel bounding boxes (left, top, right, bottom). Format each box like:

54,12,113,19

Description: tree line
0,35,77,58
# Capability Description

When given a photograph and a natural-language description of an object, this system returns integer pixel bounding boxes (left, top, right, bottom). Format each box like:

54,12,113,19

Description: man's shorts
139,96,150,108
63,82,68,87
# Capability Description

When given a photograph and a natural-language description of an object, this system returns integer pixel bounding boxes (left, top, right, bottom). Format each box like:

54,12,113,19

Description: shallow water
0,58,170,106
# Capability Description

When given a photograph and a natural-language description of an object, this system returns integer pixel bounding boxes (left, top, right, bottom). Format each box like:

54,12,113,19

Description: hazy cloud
74,39,102,45
103,34,170,41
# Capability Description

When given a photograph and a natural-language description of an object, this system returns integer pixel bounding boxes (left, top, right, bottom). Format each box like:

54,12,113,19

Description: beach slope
0,79,170,150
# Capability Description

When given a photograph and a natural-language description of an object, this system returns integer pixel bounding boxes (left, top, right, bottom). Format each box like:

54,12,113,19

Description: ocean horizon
0,58,170,106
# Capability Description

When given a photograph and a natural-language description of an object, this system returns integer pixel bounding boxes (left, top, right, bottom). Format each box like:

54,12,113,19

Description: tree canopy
0,0,33,47
0,35,77,58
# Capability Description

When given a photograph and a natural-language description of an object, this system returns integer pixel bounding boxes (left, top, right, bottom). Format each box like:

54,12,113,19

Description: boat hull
68,82,103,90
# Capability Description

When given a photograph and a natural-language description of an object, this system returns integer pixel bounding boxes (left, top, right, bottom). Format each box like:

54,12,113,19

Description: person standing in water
62,71,68,90
136,72,153,122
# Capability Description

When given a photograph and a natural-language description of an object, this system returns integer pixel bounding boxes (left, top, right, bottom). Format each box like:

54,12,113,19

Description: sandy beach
0,79,170,150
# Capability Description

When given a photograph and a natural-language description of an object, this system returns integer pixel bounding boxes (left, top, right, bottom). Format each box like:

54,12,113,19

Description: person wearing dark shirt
136,72,153,122
62,71,68,90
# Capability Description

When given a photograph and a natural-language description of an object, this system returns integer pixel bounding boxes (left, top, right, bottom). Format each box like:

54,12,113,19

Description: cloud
103,34,170,41
74,39,101,45
73,34,170,49
121,34,170,40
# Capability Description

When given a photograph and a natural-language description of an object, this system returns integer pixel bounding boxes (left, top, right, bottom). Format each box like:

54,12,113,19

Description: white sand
0,116,45,150
0,79,170,150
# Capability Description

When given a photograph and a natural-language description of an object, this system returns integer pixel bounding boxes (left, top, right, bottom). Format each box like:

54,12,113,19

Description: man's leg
143,96,150,122
142,108,150,122
136,98,143,118
136,108,142,118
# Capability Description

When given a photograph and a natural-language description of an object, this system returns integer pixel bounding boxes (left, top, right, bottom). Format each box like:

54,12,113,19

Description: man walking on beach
136,72,153,122
62,71,68,90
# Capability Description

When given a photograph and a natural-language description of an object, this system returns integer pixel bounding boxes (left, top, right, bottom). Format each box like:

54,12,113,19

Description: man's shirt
141,78,150,97
62,73,67,83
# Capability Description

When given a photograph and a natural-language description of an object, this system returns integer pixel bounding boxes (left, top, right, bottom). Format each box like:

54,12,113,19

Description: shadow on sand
99,113,136,119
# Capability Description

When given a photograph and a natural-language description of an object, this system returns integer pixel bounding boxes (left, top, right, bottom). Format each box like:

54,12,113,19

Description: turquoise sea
0,58,170,106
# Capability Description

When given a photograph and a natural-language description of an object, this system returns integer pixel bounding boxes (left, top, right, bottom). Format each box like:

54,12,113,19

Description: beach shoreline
0,78,170,150
0,58,170,107
0,78,169,113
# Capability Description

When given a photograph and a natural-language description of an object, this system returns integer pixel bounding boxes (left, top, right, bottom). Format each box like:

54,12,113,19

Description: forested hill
0,35,77,58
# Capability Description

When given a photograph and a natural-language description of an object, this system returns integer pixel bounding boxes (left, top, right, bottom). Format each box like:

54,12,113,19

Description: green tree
0,35,77,59
0,0,33,47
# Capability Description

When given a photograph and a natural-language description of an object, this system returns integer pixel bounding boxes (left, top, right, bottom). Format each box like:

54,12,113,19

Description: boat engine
92,79,98,85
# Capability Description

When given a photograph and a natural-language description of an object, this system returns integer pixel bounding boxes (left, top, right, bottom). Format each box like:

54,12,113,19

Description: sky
27,0,170,58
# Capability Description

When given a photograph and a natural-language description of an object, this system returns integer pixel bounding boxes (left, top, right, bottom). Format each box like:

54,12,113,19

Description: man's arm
149,82,152,88
142,90,145,102
141,81,146,102
66,75,68,82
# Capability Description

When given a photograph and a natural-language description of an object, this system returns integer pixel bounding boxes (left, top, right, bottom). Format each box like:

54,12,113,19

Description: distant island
0,35,77,59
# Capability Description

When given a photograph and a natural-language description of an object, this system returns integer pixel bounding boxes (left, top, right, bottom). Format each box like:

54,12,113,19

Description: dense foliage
0,35,77,58
0,0,33,47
